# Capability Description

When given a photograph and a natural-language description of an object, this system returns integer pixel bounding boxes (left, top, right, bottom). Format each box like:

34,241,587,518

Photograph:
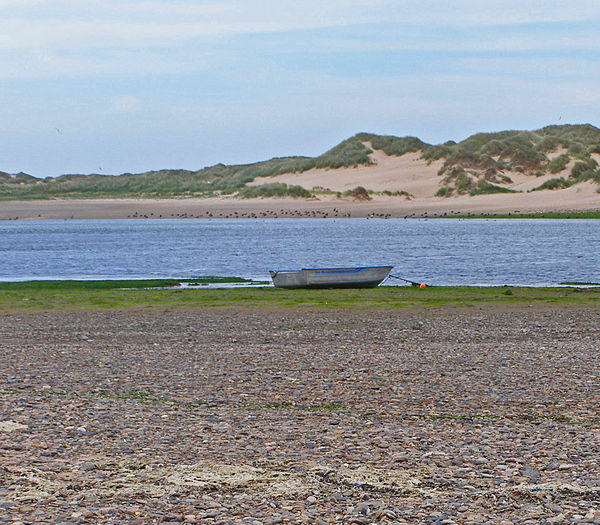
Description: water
1,219,599,286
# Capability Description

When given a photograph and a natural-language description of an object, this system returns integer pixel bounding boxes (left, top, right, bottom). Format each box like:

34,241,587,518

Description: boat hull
270,266,393,289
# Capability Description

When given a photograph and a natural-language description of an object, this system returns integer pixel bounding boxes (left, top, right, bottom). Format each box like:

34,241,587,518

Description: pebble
0,307,598,523
521,465,540,482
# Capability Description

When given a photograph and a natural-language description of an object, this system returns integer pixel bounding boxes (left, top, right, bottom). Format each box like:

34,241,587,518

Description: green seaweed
0,282,599,311
0,277,251,291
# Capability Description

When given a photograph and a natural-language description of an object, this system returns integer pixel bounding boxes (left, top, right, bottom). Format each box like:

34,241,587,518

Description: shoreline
2,194,600,220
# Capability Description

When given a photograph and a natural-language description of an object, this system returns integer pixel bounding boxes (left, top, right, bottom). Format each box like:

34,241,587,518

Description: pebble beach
1,305,600,524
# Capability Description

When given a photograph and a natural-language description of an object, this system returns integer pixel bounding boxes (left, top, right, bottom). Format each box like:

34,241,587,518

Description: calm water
0,219,599,286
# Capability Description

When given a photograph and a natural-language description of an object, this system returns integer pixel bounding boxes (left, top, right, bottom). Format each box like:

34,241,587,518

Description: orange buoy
419,283,427,289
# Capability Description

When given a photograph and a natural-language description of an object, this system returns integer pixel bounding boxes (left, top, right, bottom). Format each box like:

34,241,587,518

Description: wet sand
1,306,599,523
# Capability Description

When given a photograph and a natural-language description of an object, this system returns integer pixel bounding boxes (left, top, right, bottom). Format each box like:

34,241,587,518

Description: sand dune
249,150,445,198
250,146,599,201
2,148,599,220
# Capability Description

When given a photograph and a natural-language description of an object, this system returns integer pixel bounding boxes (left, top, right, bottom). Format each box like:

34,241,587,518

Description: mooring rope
387,274,428,287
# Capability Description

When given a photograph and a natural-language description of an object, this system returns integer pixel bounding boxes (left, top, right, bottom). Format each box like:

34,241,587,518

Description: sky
1,0,600,178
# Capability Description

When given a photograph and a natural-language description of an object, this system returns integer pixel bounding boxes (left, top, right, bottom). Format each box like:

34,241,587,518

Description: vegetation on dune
237,182,313,199
570,160,600,181
435,185,454,197
0,171,38,184
0,160,320,201
532,177,574,191
421,142,455,162
2,124,600,200
343,186,371,201
547,154,570,174
353,133,427,157
427,124,600,195
377,189,412,198
468,180,519,196
532,174,600,193
0,136,380,200
313,137,374,168
310,186,411,199
542,123,600,144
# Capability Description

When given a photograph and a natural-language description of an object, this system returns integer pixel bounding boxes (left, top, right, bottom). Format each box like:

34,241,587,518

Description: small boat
270,266,393,289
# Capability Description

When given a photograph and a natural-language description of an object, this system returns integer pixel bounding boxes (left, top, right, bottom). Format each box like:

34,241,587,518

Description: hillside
423,124,600,196
1,124,600,201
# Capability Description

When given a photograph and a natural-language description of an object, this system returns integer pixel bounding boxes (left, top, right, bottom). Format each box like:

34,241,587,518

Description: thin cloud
1,1,599,50
110,95,142,114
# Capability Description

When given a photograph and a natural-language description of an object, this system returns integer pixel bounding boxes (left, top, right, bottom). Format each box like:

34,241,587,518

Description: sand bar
2,185,600,221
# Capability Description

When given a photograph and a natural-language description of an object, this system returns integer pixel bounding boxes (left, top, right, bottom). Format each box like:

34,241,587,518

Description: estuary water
0,218,599,286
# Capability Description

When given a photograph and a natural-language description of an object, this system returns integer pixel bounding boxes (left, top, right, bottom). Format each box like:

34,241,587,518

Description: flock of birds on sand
6,210,536,220
123,209,398,219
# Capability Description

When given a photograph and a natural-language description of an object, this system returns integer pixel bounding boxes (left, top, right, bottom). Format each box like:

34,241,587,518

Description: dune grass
469,181,519,196
0,281,598,311
426,124,600,194
531,177,574,191
236,182,313,199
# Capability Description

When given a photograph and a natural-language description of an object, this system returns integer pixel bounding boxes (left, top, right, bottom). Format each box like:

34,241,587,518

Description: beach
2,186,600,221
1,305,599,523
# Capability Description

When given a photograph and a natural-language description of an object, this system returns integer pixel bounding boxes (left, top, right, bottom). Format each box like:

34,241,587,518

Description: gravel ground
1,306,600,524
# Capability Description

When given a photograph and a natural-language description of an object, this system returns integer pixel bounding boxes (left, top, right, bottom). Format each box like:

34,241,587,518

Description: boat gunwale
271,265,393,274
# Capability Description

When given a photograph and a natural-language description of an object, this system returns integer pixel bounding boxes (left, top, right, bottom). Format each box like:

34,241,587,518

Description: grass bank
446,212,600,219
0,281,598,311
0,277,252,291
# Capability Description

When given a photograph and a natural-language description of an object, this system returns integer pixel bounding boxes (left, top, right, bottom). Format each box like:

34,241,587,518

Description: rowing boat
269,266,393,289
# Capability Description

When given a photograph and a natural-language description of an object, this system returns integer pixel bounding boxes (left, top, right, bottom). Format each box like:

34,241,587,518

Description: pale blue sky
1,0,599,177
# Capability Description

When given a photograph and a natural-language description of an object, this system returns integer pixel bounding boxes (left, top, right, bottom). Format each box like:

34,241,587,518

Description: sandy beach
1,305,599,523
2,186,600,221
